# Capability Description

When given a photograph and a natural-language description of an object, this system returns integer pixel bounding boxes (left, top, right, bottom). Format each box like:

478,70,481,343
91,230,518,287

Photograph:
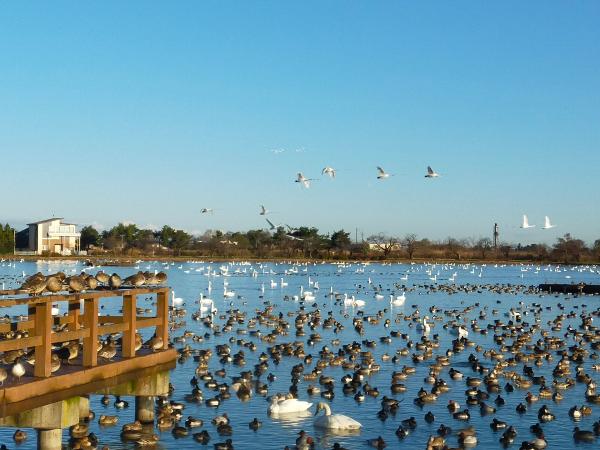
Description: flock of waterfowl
0,261,599,450
15,269,168,295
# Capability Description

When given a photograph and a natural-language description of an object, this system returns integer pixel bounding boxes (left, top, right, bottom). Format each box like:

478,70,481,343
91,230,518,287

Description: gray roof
27,218,65,225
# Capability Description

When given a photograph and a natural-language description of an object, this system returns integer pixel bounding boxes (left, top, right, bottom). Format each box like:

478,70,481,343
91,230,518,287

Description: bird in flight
265,218,276,230
520,215,535,229
322,167,336,178
542,216,556,229
201,208,214,214
377,166,391,180
295,172,314,188
260,205,270,216
425,166,440,178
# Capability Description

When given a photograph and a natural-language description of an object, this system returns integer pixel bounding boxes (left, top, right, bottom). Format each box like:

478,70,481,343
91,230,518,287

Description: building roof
27,218,64,225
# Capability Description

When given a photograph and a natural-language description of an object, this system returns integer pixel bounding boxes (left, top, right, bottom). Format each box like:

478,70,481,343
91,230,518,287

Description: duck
453,409,470,421
13,430,27,442
172,426,189,438
366,436,386,448
426,435,445,450
490,418,507,431
193,430,211,444
248,418,262,430
114,396,129,409
214,439,234,450
573,427,596,442
98,415,119,426
135,435,160,446
185,416,203,428
313,402,361,430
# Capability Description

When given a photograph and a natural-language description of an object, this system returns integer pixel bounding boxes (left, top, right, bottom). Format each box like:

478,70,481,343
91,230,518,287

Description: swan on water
390,293,406,306
313,402,362,430
417,316,431,334
268,395,312,414
172,291,184,307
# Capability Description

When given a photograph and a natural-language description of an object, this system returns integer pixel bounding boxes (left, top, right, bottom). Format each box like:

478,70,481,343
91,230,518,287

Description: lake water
0,260,599,449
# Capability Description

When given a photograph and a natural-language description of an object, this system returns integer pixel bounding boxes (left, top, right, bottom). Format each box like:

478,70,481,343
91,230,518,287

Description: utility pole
493,223,499,249
355,228,358,244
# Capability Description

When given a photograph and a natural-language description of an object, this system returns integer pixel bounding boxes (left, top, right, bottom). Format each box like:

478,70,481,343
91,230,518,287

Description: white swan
417,316,431,334
268,395,312,414
390,293,405,306
313,402,361,430
223,287,235,298
521,214,535,229
172,291,184,307
450,324,468,339
199,294,216,317
542,216,556,229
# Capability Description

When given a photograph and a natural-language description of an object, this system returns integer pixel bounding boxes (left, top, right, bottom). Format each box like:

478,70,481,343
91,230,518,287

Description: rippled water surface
0,260,599,449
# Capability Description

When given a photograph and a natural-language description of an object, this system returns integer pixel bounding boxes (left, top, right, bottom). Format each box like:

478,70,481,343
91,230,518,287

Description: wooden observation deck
0,286,177,419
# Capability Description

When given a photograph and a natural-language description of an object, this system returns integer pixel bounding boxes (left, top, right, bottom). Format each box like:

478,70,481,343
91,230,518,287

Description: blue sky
1,1,598,244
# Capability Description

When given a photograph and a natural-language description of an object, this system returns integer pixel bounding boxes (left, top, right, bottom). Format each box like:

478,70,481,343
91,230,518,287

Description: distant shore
4,254,597,266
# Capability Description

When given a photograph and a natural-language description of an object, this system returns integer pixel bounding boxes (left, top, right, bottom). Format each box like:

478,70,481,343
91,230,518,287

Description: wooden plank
0,336,42,352
33,303,52,378
82,297,98,368
155,289,169,350
98,316,124,324
0,315,76,334
137,317,161,328
121,294,137,358
98,323,128,336
51,329,89,344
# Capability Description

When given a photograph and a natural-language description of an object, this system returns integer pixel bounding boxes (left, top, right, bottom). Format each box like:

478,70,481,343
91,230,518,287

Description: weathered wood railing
0,287,170,378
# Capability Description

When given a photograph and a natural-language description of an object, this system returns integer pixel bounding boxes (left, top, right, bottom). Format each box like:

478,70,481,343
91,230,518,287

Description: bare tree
402,233,418,259
367,233,400,258
475,237,493,259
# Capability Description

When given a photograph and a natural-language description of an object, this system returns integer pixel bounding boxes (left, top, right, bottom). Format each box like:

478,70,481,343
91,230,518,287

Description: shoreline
3,254,597,267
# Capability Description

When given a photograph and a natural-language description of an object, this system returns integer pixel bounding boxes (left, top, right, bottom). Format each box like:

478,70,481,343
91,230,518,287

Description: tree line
75,223,600,264
0,224,15,254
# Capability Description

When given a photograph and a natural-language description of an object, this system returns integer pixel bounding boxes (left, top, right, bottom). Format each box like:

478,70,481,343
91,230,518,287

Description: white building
26,218,81,255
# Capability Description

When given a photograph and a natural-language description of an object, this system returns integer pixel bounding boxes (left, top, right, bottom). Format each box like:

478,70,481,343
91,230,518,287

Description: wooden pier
0,286,177,449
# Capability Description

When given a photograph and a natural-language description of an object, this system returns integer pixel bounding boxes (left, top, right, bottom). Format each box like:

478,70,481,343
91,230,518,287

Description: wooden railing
0,287,170,378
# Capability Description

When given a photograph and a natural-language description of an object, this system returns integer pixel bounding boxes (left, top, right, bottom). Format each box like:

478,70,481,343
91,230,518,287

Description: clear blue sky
1,1,598,245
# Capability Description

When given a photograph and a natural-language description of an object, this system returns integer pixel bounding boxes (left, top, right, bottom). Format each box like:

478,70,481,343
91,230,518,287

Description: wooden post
34,302,52,378
155,289,169,350
122,293,137,358
67,297,81,332
83,297,98,367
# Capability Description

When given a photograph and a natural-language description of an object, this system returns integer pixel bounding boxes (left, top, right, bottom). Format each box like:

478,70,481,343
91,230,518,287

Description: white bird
425,166,439,178
259,205,269,216
521,215,535,229
313,402,362,430
268,395,312,414
295,172,314,188
322,167,336,178
172,291,184,307
376,166,391,180
265,218,276,231
390,293,406,306
11,358,26,381
542,216,556,229
223,287,235,298
201,208,214,214
417,316,431,334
